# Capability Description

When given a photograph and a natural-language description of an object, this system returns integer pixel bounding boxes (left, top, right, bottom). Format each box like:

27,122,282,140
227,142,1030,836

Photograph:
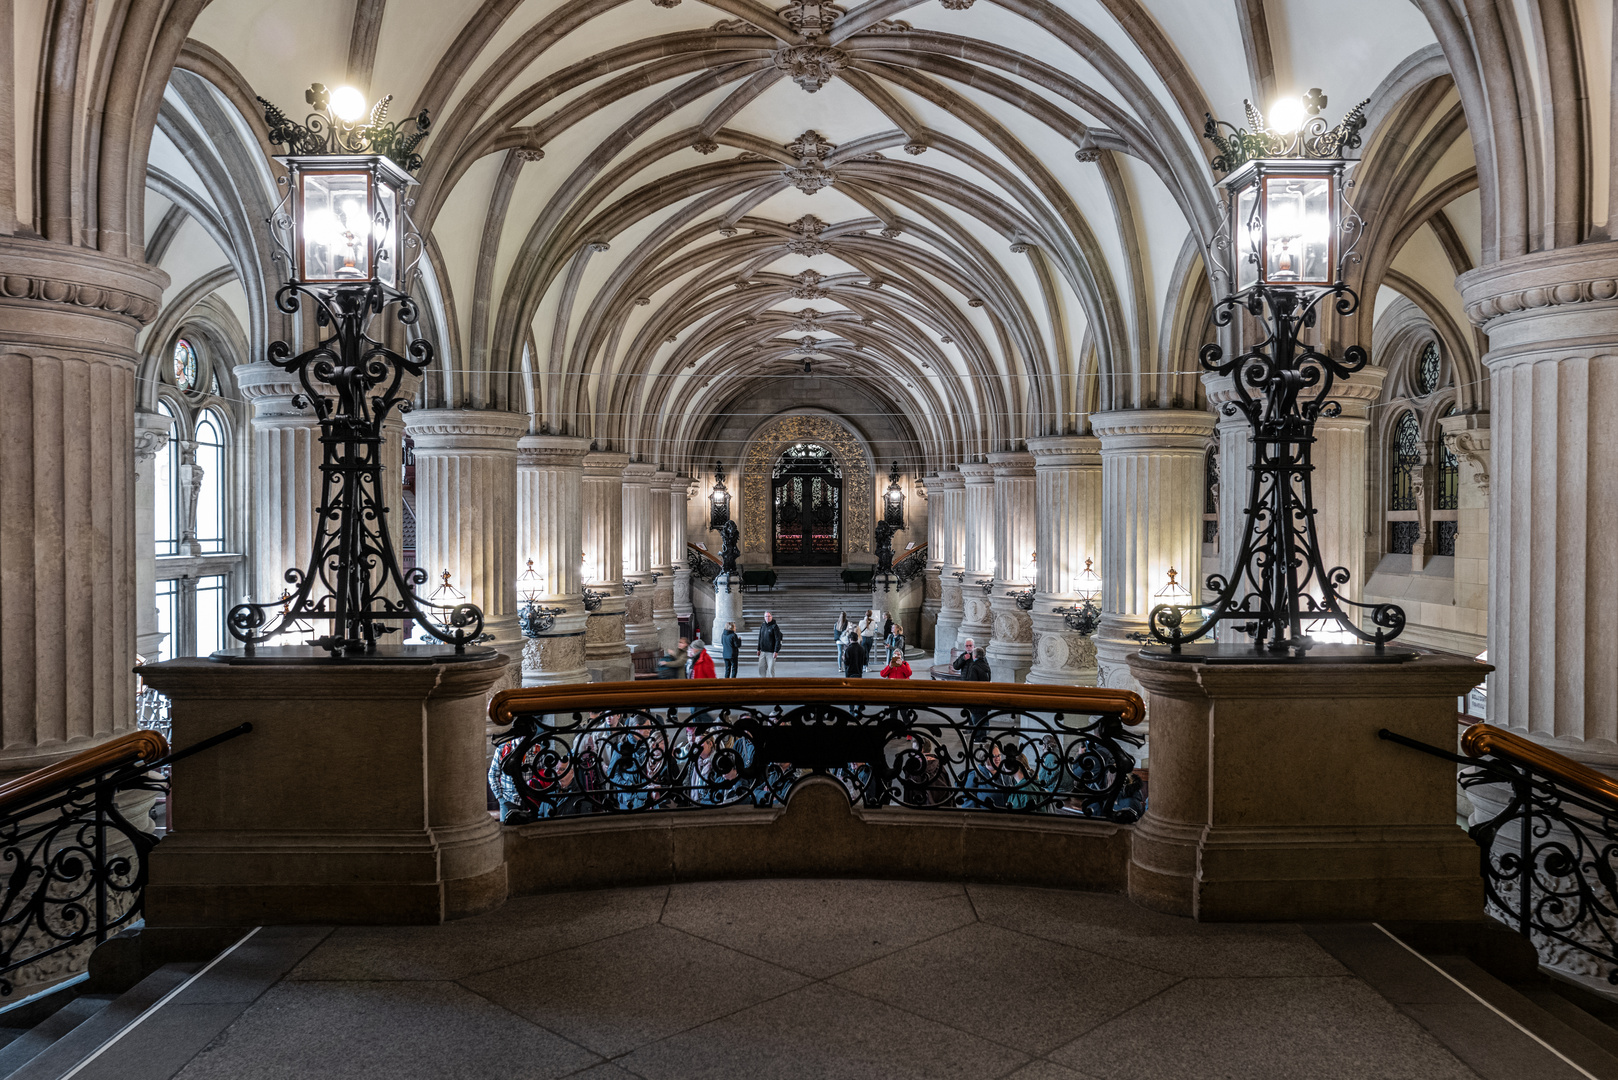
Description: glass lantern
281,155,413,288
1223,159,1342,294
883,462,905,529
709,463,731,530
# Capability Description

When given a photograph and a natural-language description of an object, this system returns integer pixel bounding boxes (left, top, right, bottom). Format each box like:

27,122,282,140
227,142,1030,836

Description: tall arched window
193,410,226,553
154,401,178,556
1388,412,1421,554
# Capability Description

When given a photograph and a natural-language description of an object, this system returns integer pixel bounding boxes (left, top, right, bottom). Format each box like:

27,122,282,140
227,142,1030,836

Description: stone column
670,476,693,627
1091,409,1216,699
236,363,321,605
620,461,660,654
931,471,966,665
134,410,172,659
986,451,1036,682
1316,367,1387,610
403,409,525,680
1459,244,1618,763
1025,436,1102,685
1439,412,1490,651
582,451,633,682
955,462,996,653
650,470,679,650
919,476,940,651
0,238,166,773
516,435,590,686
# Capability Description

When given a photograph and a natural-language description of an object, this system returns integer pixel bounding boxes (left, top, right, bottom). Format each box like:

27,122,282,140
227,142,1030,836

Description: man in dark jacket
843,631,868,678
963,646,992,682
756,612,784,677
961,646,992,740
720,621,742,678
951,637,976,678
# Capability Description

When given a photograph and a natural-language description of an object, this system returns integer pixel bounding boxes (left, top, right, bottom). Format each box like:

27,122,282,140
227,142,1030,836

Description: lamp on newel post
1145,89,1409,662
224,83,489,659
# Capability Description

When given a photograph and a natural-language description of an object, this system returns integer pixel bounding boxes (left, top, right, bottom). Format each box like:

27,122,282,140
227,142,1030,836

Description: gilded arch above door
742,415,872,557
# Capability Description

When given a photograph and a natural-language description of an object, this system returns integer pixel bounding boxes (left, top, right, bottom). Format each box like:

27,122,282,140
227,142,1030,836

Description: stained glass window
1417,342,1440,396
174,338,199,392
1390,412,1420,511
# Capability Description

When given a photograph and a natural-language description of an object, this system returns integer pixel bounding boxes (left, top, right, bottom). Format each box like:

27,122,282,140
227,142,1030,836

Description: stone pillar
620,461,660,654
1439,412,1490,651
650,470,679,650
1316,367,1387,610
0,238,167,773
919,476,940,651
582,451,633,682
1459,244,1618,762
1026,436,1101,685
1091,410,1216,699
1126,651,1487,920
986,451,1036,682
955,462,996,653
931,471,966,665
403,410,525,680
671,476,693,626
134,410,172,659
516,435,590,686
236,363,321,605
144,652,510,924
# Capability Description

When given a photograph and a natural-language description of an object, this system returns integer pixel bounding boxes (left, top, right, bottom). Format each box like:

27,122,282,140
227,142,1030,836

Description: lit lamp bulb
329,86,368,123
1268,96,1306,134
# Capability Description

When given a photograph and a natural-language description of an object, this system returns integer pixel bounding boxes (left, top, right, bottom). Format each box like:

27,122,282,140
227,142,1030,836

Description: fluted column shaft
1092,409,1216,698
621,462,660,652
237,363,321,605
516,435,590,685
134,411,171,659
1460,244,1618,763
650,470,679,649
920,476,941,651
987,452,1037,682
403,409,525,680
671,476,693,620
0,237,167,773
1316,368,1386,610
930,471,966,665
1026,436,1101,685
955,463,997,653
582,451,633,682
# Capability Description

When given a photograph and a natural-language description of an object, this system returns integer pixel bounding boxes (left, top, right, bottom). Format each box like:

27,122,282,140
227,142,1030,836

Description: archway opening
771,443,842,566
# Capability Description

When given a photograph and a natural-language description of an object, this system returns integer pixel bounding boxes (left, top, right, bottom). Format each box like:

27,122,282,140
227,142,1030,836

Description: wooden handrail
0,730,170,817
1461,723,1618,807
492,678,1143,726
686,542,721,566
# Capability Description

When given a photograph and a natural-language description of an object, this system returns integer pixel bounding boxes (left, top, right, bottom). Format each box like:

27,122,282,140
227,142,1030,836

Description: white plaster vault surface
140,879,1504,1080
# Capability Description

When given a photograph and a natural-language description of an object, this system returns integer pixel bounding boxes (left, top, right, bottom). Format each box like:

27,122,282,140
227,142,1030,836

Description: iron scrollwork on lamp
883,462,905,529
1146,89,1408,661
517,560,565,638
227,83,489,659
1053,558,1102,636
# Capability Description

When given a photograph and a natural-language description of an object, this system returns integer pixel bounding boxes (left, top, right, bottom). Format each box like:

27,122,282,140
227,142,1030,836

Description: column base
985,593,1033,683
1124,651,1488,922
520,614,589,686
139,653,511,926
1025,612,1098,685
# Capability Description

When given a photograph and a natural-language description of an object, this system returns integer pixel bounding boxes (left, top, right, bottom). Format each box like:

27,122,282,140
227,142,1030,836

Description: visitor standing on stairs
834,612,850,669
858,609,878,659
757,612,784,677
842,629,868,678
721,622,742,678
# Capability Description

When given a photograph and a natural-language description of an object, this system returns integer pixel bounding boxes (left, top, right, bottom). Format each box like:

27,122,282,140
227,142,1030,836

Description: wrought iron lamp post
1145,89,1408,661
883,462,905,529
226,83,487,658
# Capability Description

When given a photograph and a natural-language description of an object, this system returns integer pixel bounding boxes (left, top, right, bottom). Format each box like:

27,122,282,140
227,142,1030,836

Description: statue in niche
718,519,741,574
874,520,896,574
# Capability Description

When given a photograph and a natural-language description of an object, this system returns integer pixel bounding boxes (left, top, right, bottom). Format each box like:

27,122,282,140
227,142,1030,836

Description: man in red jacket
689,639,717,679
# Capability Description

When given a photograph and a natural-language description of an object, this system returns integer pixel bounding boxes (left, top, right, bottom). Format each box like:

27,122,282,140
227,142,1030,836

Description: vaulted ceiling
129,0,1517,473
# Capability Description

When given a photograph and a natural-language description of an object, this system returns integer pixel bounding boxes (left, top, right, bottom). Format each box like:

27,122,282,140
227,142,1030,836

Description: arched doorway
772,443,842,565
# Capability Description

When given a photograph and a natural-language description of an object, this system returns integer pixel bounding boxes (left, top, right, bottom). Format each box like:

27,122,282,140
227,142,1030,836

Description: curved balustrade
1383,722,1618,986
490,680,1145,826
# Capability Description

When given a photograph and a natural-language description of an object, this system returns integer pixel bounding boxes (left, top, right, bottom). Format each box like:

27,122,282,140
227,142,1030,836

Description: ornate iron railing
0,724,251,996
1382,723,1618,984
489,681,1144,825
687,543,722,583
893,542,928,586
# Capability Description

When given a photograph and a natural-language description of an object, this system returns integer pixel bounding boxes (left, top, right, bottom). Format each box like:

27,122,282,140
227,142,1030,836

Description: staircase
725,567,882,663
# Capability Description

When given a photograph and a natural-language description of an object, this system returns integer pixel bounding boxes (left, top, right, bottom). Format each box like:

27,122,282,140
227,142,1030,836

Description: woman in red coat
689,641,717,679
880,648,912,679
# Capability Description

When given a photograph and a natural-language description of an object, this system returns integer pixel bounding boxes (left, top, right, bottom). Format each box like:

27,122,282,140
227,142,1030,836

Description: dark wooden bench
631,652,660,680
840,567,875,590
741,569,778,591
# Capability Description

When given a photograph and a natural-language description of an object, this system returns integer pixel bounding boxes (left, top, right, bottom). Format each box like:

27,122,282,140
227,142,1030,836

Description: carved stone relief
742,415,872,556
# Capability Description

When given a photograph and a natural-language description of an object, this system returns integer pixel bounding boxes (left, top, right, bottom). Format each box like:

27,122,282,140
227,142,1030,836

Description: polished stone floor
93,879,1557,1080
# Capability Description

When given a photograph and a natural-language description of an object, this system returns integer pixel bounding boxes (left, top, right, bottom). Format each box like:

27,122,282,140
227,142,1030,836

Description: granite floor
67,878,1584,1080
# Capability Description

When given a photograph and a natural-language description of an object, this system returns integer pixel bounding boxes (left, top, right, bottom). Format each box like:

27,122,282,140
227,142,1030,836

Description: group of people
656,612,788,679
834,609,911,679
